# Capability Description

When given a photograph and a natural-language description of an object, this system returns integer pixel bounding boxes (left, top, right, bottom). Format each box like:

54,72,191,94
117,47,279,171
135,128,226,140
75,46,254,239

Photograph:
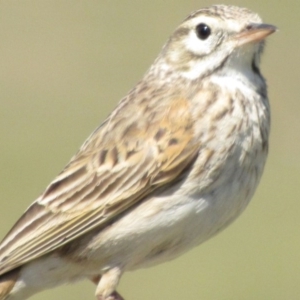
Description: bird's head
158,5,276,80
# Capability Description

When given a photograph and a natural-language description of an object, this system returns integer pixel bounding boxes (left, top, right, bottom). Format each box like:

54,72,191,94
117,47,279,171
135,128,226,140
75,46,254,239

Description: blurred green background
0,1,299,299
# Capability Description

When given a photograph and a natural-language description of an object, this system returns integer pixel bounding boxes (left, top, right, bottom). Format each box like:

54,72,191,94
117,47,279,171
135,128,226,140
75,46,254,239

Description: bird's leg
98,291,124,300
90,267,124,300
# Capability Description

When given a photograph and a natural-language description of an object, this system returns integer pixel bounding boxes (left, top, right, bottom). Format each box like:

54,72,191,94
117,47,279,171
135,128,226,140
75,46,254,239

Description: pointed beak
236,23,277,46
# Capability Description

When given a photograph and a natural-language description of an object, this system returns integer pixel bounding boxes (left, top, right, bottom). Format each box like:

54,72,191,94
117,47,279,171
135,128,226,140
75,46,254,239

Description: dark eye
196,23,211,40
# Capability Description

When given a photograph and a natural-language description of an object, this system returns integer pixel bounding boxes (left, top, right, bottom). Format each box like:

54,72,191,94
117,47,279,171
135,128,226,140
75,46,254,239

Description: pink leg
97,291,124,300
90,268,124,300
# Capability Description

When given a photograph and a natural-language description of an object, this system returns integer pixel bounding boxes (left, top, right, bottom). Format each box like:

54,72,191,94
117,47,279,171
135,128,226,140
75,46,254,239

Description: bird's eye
196,23,211,40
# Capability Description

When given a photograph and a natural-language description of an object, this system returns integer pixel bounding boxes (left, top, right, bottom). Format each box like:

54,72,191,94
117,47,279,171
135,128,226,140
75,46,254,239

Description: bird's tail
0,269,19,300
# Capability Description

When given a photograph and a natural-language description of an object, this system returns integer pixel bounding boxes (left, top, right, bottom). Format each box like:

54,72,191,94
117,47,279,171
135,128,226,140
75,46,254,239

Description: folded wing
0,95,199,275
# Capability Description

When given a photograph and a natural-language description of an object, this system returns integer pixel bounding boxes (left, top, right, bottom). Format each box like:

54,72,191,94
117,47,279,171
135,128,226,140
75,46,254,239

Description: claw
97,291,124,300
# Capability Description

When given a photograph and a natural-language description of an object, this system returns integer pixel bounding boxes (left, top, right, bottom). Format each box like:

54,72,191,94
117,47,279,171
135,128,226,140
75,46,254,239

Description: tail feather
0,269,19,300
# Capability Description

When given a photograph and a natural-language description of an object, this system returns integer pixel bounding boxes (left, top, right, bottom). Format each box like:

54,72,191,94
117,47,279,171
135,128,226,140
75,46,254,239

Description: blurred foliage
0,1,299,299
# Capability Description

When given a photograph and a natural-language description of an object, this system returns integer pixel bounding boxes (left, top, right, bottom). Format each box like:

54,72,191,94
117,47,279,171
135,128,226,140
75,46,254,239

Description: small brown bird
0,5,276,300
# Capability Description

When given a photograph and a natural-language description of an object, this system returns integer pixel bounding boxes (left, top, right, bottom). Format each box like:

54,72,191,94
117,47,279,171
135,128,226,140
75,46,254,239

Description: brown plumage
0,5,276,300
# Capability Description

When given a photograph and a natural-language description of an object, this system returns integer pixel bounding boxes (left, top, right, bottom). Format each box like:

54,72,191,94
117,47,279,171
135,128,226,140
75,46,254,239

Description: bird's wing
0,96,199,275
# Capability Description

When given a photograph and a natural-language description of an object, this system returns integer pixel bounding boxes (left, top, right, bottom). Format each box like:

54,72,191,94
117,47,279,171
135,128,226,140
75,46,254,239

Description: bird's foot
97,291,124,300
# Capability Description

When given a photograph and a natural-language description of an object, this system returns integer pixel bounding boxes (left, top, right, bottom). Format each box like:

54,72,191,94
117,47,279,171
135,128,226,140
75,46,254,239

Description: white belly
78,146,266,272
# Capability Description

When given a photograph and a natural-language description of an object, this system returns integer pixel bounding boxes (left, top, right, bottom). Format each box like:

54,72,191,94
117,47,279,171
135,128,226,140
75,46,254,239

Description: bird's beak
236,23,277,46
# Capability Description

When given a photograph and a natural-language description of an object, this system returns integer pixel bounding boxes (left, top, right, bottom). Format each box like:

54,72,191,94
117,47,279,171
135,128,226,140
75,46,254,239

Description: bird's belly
71,151,266,272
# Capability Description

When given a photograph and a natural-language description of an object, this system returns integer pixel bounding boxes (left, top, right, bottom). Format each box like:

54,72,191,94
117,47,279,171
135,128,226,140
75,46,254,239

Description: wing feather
0,94,199,275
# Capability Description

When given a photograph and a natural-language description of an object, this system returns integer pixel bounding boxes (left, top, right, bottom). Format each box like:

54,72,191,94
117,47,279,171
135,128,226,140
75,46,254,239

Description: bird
0,4,276,300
